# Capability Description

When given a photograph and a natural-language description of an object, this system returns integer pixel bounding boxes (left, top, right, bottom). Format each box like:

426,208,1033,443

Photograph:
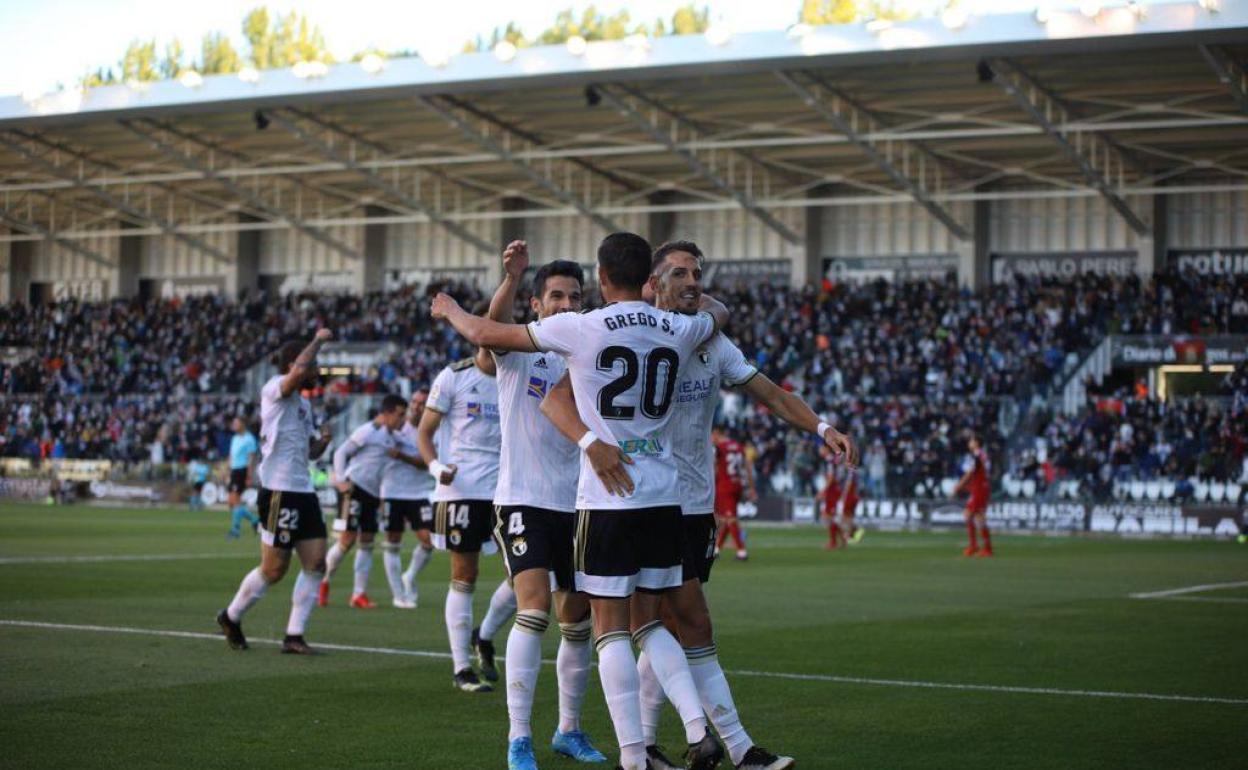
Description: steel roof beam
419,95,625,233
776,71,970,241
266,109,494,254
985,58,1149,236
1198,45,1248,115
0,206,114,267
119,119,362,261
593,83,801,245
0,132,232,263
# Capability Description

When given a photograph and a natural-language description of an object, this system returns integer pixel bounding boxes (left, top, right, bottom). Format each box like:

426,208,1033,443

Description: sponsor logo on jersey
534,357,548,369
676,377,714,403
465,401,500,420
618,437,664,456
527,376,549,400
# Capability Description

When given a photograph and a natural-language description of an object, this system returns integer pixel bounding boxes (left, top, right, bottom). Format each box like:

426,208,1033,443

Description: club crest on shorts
279,530,290,544
450,530,462,546
511,537,527,557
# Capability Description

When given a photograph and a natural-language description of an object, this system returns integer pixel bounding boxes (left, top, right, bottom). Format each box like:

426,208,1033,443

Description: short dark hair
534,260,584,297
597,232,652,290
271,339,305,374
652,240,704,274
380,394,407,413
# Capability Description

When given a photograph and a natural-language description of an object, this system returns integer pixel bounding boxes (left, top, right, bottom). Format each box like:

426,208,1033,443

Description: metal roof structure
1,1,1246,259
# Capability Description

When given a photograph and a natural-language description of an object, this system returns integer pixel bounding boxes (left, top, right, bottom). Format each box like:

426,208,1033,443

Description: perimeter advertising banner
991,251,1137,282
1111,335,1248,366
1168,248,1248,276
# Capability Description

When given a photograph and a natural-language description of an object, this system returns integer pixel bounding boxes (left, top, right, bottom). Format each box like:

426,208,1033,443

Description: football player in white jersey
383,388,437,608
544,241,857,770
484,241,607,770
217,330,335,655
320,394,407,609
432,232,730,770
417,337,514,693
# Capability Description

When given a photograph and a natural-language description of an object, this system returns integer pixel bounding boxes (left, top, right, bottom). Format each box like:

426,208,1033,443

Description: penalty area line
1129,581,1248,600
0,553,249,565
2,619,1246,706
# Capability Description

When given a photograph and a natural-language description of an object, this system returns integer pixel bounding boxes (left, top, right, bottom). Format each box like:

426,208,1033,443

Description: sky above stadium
1,0,1079,97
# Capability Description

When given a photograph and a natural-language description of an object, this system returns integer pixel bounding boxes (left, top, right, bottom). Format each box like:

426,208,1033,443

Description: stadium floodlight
178,70,203,88
1080,0,1102,18
292,60,329,79
941,6,970,29
786,23,814,39
1034,4,1052,23
359,53,385,74
494,40,518,62
704,24,732,46
566,35,588,56
237,66,260,84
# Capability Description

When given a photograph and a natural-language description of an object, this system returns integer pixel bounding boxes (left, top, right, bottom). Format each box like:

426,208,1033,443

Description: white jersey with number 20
527,300,715,511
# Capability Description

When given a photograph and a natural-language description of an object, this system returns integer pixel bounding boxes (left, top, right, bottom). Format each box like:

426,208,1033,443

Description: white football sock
633,622,707,745
404,544,433,582
226,567,269,622
445,580,474,673
507,609,549,741
636,650,667,746
381,542,404,600
687,645,752,765
352,545,373,597
557,619,593,734
286,569,322,636
479,580,516,641
324,542,345,580
597,632,647,770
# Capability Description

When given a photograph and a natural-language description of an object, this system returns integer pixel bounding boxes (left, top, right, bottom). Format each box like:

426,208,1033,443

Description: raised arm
309,423,332,461
280,328,333,398
332,432,360,490
416,405,457,485
387,448,428,470
487,240,529,324
540,373,634,497
432,293,537,353
697,293,731,337
741,373,859,468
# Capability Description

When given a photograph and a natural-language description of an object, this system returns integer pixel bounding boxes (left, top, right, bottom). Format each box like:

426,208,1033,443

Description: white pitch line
2,619,1246,707
1133,596,1248,605
1129,581,1248,599
0,553,247,565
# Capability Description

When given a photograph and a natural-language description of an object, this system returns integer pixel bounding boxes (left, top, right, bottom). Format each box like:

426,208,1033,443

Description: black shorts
681,514,718,584
574,506,683,598
433,499,497,554
334,484,381,534
257,488,327,549
495,505,576,592
227,468,249,495
383,498,433,533
193,481,206,492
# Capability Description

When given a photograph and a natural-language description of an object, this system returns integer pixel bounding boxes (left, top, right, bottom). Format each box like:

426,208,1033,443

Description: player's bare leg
630,591,722,770
348,531,377,608
448,551,491,692
382,530,415,608
218,543,291,650
320,529,356,606
974,512,993,557
283,537,327,654
640,580,794,770
962,509,979,556
402,529,434,605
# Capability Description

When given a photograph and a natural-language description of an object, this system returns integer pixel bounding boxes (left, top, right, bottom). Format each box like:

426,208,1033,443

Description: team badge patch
450,530,462,546
511,537,528,557
466,402,481,417
279,530,291,544
698,350,710,365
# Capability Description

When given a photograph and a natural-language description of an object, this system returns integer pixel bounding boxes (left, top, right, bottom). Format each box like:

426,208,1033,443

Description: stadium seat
1021,479,1037,498
1209,482,1226,503
1129,481,1146,501
914,482,927,498
1160,479,1177,500
1004,476,1022,498
941,478,958,497
1112,481,1126,500
1145,480,1161,501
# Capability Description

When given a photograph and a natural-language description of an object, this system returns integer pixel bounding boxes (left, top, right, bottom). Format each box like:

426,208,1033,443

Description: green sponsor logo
618,438,664,456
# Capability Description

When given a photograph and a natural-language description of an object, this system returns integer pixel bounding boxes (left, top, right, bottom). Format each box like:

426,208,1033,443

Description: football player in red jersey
953,434,993,557
823,465,863,549
712,426,756,561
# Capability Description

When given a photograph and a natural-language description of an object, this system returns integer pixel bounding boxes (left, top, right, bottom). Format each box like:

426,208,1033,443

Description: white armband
577,431,600,451
817,421,832,439
428,460,449,479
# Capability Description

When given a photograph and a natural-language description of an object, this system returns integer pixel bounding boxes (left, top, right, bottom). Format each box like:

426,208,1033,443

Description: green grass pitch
0,503,1244,769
